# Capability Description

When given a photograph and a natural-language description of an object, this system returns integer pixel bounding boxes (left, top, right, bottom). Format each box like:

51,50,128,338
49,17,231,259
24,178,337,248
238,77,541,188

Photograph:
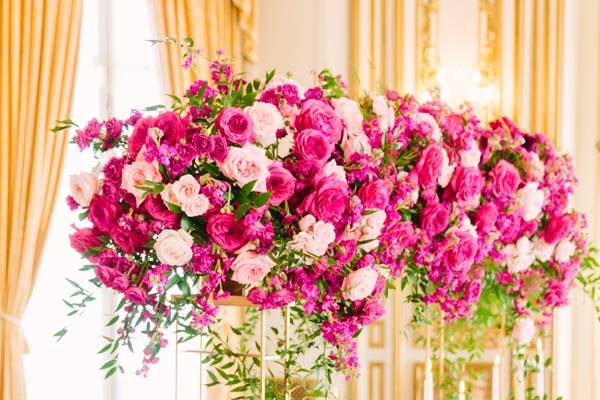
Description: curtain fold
153,0,257,95
0,1,83,399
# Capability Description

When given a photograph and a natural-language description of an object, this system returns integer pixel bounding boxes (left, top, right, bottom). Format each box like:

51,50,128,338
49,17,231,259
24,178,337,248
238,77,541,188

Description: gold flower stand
174,295,291,400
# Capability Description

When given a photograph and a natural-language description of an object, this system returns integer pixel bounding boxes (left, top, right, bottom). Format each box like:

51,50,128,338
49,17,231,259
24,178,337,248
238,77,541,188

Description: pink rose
160,184,180,206
332,97,363,135
420,202,451,237
127,116,154,159
266,162,296,205
171,174,201,204
474,203,498,233
415,145,444,188
357,209,386,252
69,227,101,256
153,111,185,145
216,107,255,145
451,166,483,203
358,179,391,210
230,250,275,285
69,173,100,207
294,129,334,164
124,287,148,305
94,264,117,288
143,195,179,227
153,229,194,266
489,160,521,198
207,213,247,252
110,218,149,254
245,101,284,146
543,213,576,244
89,195,121,233
298,176,349,223
382,220,416,252
218,143,272,192
443,232,478,273
121,160,162,205
342,267,379,301
341,128,371,161
295,99,343,145
181,194,210,217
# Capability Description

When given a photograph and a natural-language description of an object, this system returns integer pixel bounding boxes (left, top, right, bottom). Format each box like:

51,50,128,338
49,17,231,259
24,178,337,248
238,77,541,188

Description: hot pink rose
295,99,343,145
383,220,416,253
451,166,483,203
153,111,185,145
207,213,247,252
543,213,576,244
218,143,272,192
144,195,179,227
110,218,149,254
266,162,296,205
489,160,521,198
230,250,275,285
216,107,255,145
69,227,101,256
294,129,334,164
358,179,391,210
415,145,444,188
298,176,349,223
69,173,100,207
443,231,478,273
121,160,162,205
127,116,154,158
153,229,194,266
474,202,498,233
124,287,147,305
88,195,121,233
342,267,379,301
94,264,117,288
420,202,451,237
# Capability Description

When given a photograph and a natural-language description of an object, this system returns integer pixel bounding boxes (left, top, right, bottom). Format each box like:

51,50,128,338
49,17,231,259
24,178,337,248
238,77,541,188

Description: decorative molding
477,0,503,120
369,362,385,400
415,0,439,94
368,320,386,348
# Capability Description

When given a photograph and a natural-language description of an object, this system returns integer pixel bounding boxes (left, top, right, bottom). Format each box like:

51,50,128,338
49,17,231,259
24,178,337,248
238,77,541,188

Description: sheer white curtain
23,1,164,399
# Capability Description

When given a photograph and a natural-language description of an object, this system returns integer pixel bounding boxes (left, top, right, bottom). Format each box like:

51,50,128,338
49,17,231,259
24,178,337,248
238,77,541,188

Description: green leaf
98,343,112,354
143,104,166,112
100,359,117,370
251,192,271,208
104,366,118,379
181,215,192,231
234,203,251,221
105,315,120,327
53,328,68,341
240,180,257,197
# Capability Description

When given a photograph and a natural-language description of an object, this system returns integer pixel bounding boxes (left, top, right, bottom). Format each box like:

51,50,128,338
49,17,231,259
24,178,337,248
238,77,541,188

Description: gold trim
369,362,385,400
349,0,361,97
513,0,524,124
415,0,439,94
368,320,386,348
370,0,376,89
393,0,404,92
380,0,387,88
392,287,402,400
477,0,503,120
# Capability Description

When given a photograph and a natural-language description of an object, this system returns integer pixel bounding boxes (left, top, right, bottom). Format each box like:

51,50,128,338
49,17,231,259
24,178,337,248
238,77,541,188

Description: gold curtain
0,1,83,399
153,0,258,95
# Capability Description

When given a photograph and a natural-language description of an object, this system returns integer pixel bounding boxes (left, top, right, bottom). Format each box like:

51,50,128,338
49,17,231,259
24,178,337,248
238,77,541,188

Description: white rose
554,239,576,263
512,317,535,345
69,172,100,207
533,237,555,262
518,182,545,221
312,221,336,245
154,229,194,266
504,236,535,273
342,267,379,301
245,101,284,146
322,160,347,182
372,95,393,132
181,193,211,217
333,97,363,135
459,144,481,167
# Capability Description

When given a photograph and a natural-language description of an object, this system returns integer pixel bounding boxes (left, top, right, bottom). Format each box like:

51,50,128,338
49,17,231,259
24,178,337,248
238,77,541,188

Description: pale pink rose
504,236,535,273
290,231,328,257
372,95,394,132
512,317,535,345
341,129,371,161
525,152,545,181
121,160,162,205
518,182,545,221
438,149,454,187
171,174,201,205
245,101,284,146
154,229,194,266
313,221,336,245
69,172,100,207
342,267,379,301
322,160,347,182
332,97,363,135
533,237,555,262
459,144,481,167
414,112,442,142
160,184,180,207
298,214,316,232
231,250,275,285
358,209,386,251
218,143,272,192
181,194,210,217
554,239,576,263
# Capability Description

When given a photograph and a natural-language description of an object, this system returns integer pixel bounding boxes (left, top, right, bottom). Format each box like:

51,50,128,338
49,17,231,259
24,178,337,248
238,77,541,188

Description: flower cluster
64,55,593,380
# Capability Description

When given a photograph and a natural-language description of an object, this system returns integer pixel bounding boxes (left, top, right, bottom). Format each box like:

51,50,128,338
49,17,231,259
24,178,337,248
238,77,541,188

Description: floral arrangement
57,50,599,397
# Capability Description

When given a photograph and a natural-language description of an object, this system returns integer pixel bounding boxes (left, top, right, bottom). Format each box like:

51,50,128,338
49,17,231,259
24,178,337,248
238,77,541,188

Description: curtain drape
0,1,83,399
153,0,258,95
